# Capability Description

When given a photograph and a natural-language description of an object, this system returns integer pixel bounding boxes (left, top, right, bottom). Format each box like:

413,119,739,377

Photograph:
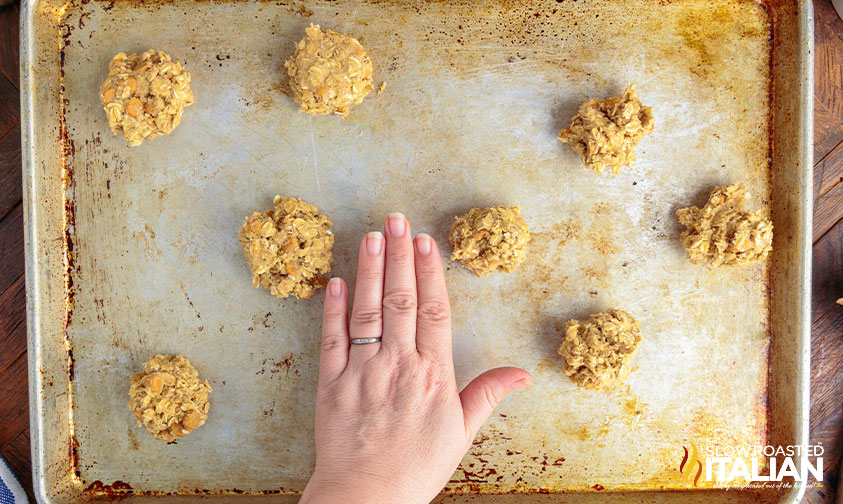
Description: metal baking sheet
22,0,813,502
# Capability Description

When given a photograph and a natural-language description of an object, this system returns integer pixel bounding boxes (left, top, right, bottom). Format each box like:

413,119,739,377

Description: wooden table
1,1,841,502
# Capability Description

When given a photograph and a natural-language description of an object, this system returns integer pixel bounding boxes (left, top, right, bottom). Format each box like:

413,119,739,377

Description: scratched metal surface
22,0,813,502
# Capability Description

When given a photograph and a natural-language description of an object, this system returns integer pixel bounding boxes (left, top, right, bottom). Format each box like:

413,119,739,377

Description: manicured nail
328,278,343,297
366,231,384,255
387,212,406,237
508,377,533,392
415,233,433,255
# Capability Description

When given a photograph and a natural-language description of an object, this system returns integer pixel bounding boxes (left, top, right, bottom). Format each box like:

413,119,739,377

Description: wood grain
814,0,843,163
0,71,18,140
815,180,843,243
0,202,23,295
0,275,25,375
0,2,18,88
804,217,843,504
0,354,28,451
1,428,34,504
0,123,22,221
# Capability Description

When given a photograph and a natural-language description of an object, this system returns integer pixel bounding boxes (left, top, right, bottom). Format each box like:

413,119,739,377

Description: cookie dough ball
284,24,374,118
239,196,334,299
128,354,212,443
558,309,641,390
676,183,773,267
449,206,531,276
99,50,194,146
558,83,654,174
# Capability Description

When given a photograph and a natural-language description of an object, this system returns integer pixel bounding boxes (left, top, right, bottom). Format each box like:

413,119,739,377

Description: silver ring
350,337,382,345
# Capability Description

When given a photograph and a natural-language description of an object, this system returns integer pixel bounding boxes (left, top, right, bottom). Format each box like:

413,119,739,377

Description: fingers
460,367,532,439
319,278,350,384
413,234,452,360
381,213,417,354
349,232,385,363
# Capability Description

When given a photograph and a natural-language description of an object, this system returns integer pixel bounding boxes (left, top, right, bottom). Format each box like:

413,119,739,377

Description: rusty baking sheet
22,0,813,502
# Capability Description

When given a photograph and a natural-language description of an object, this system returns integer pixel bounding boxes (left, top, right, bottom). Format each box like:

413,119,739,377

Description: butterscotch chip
239,196,334,299
99,50,194,146
449,206,531,276
128,354,211,442
284,24,374,118
676,183,773,267
558,83,654,174
558,309,641,390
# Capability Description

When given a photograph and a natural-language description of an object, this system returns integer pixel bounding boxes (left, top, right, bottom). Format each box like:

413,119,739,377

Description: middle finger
382,212,417,354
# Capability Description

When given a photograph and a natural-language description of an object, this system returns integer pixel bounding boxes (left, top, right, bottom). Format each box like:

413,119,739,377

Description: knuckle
387,248,413,267
418,300,451,324
482,385,506,408
320,334,346,352
322,301,346,318
382,290,418,313
357,266,383,282
351,308,383,327
323,308,345,320
415,260,441,277
422,362,450,394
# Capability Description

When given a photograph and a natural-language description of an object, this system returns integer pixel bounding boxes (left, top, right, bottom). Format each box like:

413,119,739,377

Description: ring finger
348,231,385,363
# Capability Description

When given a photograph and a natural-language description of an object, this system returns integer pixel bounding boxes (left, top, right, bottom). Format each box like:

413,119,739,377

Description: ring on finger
350,337,382,345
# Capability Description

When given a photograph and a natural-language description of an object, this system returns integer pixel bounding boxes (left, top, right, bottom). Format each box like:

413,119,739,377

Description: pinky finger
320,277,350,384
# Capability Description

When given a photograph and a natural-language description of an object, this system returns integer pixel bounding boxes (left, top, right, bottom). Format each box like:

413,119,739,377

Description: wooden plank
812,210,843,322
814,179,843,244
813,0,843,161
0,202,23,295
815,132,843,201
0,7,31,500
803,215,843,504
0,3,19,89
0,354,29,450
813,92,843,242
0,274,25,375
0,70,19,140
0,428,34,504
0,123,22,220
803,311,843,504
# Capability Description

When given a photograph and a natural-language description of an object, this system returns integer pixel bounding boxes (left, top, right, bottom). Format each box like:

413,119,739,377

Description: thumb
459,367,532,439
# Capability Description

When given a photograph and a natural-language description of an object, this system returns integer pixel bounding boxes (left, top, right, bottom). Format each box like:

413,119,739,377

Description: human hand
300,213,532,504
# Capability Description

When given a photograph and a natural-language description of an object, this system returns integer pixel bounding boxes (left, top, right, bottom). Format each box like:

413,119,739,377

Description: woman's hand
300,213,532,504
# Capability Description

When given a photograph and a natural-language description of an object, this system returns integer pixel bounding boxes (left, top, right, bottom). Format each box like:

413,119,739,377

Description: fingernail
366,231,383,255
387,212,406,237
328,278,343,297
508,377,532,392
415,233,433,255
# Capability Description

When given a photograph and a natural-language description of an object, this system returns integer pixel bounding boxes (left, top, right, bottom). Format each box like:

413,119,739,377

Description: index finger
412,233,452,360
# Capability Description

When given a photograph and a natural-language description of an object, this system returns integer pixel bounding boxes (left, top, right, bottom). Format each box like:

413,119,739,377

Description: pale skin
300,213,533,504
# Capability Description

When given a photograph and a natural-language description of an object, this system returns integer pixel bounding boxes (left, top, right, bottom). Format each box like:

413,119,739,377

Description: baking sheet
22,0,813,502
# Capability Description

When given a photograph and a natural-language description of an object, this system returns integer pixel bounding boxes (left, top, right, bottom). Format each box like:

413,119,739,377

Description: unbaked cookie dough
449,206,531,276
284,24,374,118
676,182,773,267
558,309,641,390
558,83,654,174
99,50,194,146
128,354,211,443
239,196,334,299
